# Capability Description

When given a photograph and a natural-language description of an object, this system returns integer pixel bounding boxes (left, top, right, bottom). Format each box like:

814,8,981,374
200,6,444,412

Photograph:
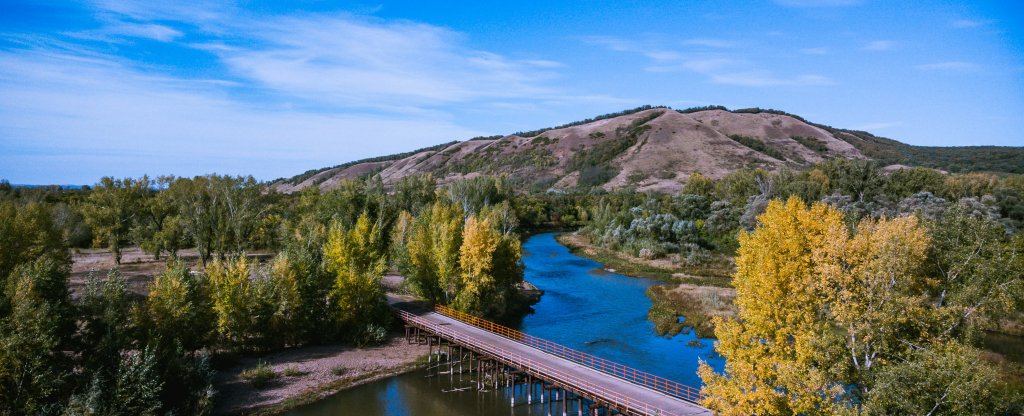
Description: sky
1,0,1022,185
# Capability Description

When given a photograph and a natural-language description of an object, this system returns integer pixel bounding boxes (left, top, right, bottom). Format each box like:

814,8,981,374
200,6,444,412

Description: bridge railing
399,309,690,416
434,305,704,404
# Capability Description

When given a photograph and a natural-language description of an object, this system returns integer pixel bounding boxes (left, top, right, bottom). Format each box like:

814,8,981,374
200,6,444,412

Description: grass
647,284,737,338
240,361,280,389
555,233,734,284
330,364,348,376
282,366,303,377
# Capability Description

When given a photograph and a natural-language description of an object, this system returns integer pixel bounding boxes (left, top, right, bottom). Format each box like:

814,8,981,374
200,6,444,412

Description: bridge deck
399,306,712,416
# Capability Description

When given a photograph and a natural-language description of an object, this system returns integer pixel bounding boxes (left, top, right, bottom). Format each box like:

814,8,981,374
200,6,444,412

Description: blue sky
1,0,1022,185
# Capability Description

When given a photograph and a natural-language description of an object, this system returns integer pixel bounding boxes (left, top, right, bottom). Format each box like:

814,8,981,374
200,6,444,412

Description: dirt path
214,334,427,415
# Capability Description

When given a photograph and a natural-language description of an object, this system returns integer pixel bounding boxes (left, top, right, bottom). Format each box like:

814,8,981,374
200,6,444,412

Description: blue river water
287,232,722,416
519,233,723,388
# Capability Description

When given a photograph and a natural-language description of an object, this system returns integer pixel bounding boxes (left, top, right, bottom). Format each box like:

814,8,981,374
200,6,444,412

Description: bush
240,361,278,389
791,136,829,154
356,323,388,347
330,365,348,377
728,135,785,161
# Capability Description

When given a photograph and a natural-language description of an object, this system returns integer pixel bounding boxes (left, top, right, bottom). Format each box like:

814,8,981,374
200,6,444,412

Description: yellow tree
145,260,214,351
324,212,387,331
699,197,848,415
206,257,253,348
454,215,499,314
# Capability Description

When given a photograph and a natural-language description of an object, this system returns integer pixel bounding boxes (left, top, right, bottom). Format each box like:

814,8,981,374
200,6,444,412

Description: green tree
0,202,68,298
863,343,1009,415
884,167,947,199
402,202,464,303
927,207,1024,337
682,172,715,197
79,270,136,378
132,176,183,260
82,176,150,264
0,259,75,416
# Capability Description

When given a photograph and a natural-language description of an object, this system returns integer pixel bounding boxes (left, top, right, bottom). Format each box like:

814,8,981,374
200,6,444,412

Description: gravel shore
214,334,427,415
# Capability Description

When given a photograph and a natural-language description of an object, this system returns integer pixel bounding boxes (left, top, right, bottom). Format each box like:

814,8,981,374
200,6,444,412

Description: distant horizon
5,101,1024,187
2,1,1022,184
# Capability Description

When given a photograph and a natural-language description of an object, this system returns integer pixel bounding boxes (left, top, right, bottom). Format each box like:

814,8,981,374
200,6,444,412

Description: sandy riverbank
214,334,427,415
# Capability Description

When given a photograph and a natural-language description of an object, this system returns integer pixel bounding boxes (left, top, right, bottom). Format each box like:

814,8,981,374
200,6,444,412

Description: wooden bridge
397,303,712,416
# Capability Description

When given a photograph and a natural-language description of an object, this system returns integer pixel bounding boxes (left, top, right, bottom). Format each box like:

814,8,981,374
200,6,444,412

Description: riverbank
214,334,427,415
554,233,733,285
555,233,736,338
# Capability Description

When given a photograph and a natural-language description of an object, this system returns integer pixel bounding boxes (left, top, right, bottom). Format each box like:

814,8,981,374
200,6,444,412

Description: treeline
0,174,526,415
578,160,1024,267
700,198,1024,414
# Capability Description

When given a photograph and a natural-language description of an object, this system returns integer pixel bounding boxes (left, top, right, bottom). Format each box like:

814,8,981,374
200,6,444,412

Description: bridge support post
527,376,532,404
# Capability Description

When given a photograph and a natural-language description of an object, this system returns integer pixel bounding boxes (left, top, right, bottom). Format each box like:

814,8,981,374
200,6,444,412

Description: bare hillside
273,106,1021,193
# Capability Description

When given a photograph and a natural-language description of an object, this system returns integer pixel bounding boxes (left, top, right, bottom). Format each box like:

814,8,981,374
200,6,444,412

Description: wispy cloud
1,3,593,182
916,61,981,72
0,47,486,182
800,47,829,55
68,20,184,42
683,38,735,48
773,0,861,7
951,19,992,29
709,72,833,87
587,35,831,87
862,40,895,51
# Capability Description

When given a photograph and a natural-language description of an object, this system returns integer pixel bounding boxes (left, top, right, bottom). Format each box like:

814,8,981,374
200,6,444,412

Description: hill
274,106,1024,193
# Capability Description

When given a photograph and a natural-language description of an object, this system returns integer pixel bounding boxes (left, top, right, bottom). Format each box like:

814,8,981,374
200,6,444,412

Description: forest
0,175,526,415
1,158,1023,415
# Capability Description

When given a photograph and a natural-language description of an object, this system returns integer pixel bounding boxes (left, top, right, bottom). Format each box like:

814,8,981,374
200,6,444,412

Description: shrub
791,136,829,154
240,361,279,389
728,135,785,161
330,365,348,377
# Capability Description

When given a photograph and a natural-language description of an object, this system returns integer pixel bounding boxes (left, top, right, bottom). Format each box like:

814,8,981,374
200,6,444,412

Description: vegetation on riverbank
699,198,1024,414
647,284,736,338
0,175,526,415
4,155,1024,415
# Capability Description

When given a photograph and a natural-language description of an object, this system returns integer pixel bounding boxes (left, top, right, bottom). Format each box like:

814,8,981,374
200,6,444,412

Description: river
287,232,723,416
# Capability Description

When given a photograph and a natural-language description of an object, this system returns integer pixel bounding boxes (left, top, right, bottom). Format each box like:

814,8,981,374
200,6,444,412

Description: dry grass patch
647,283,736,338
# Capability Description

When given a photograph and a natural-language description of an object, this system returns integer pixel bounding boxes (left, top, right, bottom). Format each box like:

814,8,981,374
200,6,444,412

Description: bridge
396,303,712,416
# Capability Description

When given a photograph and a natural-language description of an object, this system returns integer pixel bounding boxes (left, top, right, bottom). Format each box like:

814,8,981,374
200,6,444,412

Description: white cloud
68,20,184,42
683,38,735,48
862,40,895,51
709,72,833,87
916,61,981,72
800,47,829,55
951,19,992,28
0,48,485,183
202,15,564,109
588,36,831,87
